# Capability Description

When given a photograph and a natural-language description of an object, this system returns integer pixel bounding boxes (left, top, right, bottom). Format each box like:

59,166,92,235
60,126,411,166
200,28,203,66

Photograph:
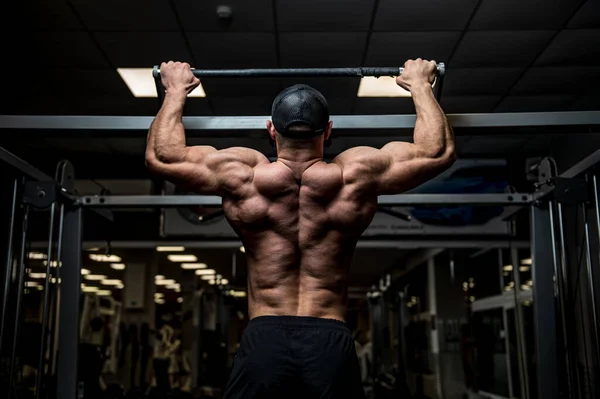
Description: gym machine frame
2,109,600,399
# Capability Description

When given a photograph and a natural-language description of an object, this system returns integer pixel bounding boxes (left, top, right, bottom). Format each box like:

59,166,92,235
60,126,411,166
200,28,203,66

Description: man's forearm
411,84,454,158
147,90,188,164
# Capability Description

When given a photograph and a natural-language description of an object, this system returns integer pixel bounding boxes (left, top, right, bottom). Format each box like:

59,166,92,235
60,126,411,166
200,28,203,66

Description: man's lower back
223,316,366,399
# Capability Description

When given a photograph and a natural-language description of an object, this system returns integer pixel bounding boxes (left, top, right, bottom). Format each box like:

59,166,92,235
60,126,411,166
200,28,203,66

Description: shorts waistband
247,316,350,333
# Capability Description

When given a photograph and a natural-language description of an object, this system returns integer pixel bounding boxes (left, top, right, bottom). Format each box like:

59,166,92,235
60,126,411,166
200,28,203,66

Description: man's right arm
334,59,455,195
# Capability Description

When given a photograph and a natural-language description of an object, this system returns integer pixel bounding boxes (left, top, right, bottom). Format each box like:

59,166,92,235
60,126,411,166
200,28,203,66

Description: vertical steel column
36,203,56,399
0,179,18,355
56,206,82,399
510,247,529,399
47,204,65,376
582,193,600,364
8,206,30,398
531,203,559,399
548,200,576,397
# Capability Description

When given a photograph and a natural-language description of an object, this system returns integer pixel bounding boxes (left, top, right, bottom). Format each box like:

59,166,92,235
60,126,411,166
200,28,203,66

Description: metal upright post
0,179,18,356
548,201,575,397
8,205,30,398
56,206,82,399
531,203,559,399
582,194,600,365
36,203,56,399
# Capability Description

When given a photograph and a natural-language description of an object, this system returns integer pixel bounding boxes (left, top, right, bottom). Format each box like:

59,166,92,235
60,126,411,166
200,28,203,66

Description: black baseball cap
271,84,330,138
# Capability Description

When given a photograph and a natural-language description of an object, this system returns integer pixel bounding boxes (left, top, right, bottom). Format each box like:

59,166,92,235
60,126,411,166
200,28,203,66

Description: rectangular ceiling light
156,279,176,286
156,246,185,252
96,290,112,296
181,263,207,270
357,76,412,98
168,254,198,262
89,254,122,262
82,286,99,292
166,283,181,289
111,263,126,270
117,68,206,98
85,274,107,281
28,252,47,260
101,279,123,286
29,272,47,279
195,269,216,276
25,281,40,287
521,258,532,265
200,275,214,280
155,275,165,281
81,268,91,275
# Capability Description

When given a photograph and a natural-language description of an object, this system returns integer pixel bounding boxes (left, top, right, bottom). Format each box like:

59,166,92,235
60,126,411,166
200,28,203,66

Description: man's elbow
439,144,457,170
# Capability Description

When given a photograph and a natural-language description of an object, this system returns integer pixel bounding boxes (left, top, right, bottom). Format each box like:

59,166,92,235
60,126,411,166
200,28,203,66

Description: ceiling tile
70,0,179,31
201,78,281,98
277,0,374,31
568,1,600,29
280,78,361,98
535,29,600,66
440,96,502,113
569,95,600,111
451,31,555,67
366,32,460,66
510,66,600,95
442,68,524,95
211,97,274,116
374,0,478,31
279,33,367,67
174,0,274,31
188,33,277,68
354,98,416,114
495,95,578,112
6,32,109,68
4,0,83,31
30,69,132,98
95,32,193,67
469,0,586,30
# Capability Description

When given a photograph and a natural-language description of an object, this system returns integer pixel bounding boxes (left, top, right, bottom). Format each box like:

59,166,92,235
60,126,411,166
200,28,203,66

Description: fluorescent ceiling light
96,290,112,296
520,284,532,291
239,246,245,253
181,263,207,270
28,252,47,260
521,258,532,265
208,279,216,285
101,279,123,286
200,275,214,281
89,254,122,262
195,269,215,276
117,68,206,98
154,293,164,299
357,76,412,98
43,260,61,267
81,268,91,275
220,279,229,285
36,286,43,291
156,246,185,252
156,279,176,286
519,266,530,272
155,275,165,280
503,265,513,271
168,254,198,262
229,290,247,298
111,263,126,270
29,272,47,279
86,247,101,251
166,283,181,290
82,286,99,292
25,281,40,287
85,274,107,281
155,298,166,304
116,283,124,290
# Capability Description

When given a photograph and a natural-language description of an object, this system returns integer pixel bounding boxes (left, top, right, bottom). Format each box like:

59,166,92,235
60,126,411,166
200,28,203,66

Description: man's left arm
145,61,268,195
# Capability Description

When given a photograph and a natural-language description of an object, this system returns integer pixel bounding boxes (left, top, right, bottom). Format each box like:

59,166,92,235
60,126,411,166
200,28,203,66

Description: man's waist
247,315,350,334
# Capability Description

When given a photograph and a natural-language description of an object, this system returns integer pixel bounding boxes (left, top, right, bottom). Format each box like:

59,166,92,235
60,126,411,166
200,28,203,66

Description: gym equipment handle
152,64,445,79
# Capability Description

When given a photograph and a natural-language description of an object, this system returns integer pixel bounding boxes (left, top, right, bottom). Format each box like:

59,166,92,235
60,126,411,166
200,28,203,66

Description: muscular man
146,59,455,398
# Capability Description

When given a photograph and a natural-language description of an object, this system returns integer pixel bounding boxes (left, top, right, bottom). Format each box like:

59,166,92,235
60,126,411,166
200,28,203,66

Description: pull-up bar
152,63,446,103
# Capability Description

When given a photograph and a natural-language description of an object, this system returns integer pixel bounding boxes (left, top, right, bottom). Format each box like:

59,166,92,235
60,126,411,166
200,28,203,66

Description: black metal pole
0,179,18,356
154,64,445,78
56,206,82,399
35,203,56,399
548,200,576,397
8,205,30,398
582,199,600,365
531,203,559,399
47,204,65,378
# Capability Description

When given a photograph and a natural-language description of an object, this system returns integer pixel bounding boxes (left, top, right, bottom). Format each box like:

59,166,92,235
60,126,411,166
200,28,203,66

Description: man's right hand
160,61,200,95
396,59,437,93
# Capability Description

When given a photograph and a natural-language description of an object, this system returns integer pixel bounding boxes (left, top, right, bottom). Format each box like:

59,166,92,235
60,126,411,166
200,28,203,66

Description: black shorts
224,316,366,399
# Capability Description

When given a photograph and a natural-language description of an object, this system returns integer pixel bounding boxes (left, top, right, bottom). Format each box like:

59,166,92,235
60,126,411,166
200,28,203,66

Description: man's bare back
146,58,455,398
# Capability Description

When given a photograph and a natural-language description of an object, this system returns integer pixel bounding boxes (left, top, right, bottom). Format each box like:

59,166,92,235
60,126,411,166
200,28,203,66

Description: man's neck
276,148,323,175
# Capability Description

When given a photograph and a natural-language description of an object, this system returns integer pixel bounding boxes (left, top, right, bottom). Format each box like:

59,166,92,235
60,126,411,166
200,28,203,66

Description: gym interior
1,1,600,399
